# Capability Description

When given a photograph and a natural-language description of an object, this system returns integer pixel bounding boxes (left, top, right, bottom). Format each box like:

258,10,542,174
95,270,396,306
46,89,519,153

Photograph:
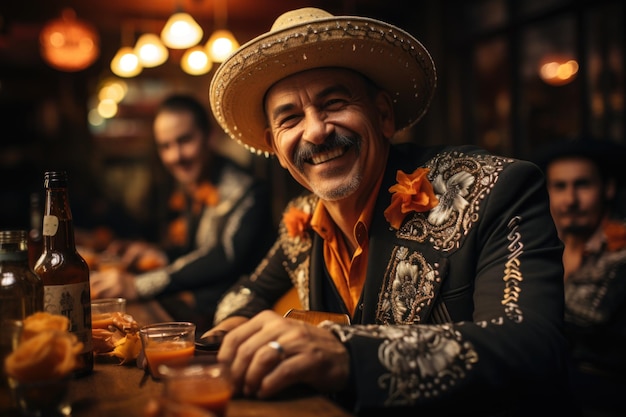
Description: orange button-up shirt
311,177,383,316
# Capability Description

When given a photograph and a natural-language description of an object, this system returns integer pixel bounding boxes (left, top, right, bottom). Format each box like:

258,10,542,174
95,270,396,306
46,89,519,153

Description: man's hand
217,310,350,399
201,316,249,339
90,269,139,300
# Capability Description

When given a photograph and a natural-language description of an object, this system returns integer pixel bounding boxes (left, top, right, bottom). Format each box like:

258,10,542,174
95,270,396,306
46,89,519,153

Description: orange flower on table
283,206,312,238
604,219,626,252
4,312,83,382
384,167,439,230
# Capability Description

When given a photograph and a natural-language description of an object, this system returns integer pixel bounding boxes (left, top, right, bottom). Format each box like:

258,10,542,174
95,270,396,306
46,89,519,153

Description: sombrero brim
209,10,437,155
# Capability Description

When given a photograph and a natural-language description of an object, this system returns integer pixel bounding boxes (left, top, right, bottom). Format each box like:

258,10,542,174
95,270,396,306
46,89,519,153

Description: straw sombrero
209,7,437,156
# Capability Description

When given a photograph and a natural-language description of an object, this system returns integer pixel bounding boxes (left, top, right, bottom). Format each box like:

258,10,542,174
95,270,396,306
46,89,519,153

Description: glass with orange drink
139,322,196,378
91,297,127,327
159,356,233,417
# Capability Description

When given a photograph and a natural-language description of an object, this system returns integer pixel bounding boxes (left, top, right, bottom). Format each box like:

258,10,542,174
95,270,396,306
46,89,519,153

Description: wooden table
66,300,355,417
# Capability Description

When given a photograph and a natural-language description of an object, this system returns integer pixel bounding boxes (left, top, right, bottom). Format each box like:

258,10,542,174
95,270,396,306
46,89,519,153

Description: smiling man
202,7,569,416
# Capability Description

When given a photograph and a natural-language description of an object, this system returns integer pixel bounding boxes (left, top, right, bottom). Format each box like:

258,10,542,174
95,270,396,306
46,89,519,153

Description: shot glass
91,298,127,330
91,297,126,315
139,322,196,379
159,356,233,417
8,376,72,417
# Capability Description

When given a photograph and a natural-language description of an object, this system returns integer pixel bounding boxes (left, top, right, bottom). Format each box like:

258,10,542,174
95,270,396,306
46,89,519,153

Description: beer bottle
0,229,44,319
34,171,94,377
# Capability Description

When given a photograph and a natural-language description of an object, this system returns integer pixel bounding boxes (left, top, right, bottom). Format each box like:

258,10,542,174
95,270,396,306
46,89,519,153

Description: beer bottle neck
42,188,77,251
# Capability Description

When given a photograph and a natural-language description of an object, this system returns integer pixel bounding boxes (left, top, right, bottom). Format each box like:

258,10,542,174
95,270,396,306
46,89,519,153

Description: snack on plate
4,312,83,382
92,311,142,365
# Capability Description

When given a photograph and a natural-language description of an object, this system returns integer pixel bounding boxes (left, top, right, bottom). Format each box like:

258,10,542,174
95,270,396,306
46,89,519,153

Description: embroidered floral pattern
213,286,253,324
377,247,439,324
321,323,478,405
384,167,438,230
283,206,312,238
427,171,475,226
277,195,315,309
396,152,511,252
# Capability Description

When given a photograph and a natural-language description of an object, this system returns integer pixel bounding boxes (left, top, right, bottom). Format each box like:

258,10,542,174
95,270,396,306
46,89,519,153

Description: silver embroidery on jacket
377,247,440,324
323,323,478,405
397,151,511,252
378,151,512,325
214,286,253,324
502,216,524,323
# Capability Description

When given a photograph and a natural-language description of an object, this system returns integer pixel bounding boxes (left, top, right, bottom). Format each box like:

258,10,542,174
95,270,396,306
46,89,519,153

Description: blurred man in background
90,94,275,333
538,139,626,417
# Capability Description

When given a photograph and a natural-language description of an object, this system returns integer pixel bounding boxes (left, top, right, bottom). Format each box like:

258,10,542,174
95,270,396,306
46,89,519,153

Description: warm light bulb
98,78,128,103
161,12,203,49
97,98,118,118
111,46,142,77
134,33,168,67
181,46,213,75
206,29,239,62
539,55,579,86
88,108,105,127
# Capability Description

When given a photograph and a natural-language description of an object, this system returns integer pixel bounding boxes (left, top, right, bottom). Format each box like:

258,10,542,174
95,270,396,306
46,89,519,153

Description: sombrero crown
209,7,437,155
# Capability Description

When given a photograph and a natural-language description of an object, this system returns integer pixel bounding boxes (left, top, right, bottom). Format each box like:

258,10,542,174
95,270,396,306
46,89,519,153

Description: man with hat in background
537,138,626,416
202,7,569,416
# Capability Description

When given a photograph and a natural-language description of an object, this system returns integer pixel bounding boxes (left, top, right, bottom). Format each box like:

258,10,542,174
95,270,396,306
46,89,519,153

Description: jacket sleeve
134,179,275,298
212,194,315,324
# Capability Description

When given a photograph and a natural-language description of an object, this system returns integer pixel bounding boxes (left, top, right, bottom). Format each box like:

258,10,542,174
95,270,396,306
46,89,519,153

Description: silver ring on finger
267,340,285,358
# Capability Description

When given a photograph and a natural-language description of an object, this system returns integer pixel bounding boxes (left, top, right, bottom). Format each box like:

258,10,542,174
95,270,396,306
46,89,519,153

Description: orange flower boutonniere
168,191,186,212
384,167,439,230
166,182,220,246
283,206,312,238
168,182,220,215
167,217,187,247
192,182,219,214
604,219,626,252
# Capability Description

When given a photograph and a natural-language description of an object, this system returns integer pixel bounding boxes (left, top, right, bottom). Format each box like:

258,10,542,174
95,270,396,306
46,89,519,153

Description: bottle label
42,215,59,237
44,282,93,352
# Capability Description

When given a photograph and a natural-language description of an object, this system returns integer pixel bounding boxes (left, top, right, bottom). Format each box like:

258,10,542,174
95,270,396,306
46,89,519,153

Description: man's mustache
293,133,361,171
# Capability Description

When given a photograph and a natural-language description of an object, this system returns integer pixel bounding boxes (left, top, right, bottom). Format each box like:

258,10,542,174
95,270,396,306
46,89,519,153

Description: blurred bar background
0,0,623,240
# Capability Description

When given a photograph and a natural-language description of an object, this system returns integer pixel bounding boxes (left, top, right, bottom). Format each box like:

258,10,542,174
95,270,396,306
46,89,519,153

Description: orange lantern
40,8,100,72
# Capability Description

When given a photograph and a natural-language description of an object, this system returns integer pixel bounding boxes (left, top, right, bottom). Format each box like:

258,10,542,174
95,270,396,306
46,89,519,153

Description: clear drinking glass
159,355,233,417
139,322,196,379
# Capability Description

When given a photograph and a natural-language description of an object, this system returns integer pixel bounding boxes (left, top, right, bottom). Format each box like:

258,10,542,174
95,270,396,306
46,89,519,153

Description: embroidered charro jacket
214,143,568,415
564,218,626,378
135,156,274,321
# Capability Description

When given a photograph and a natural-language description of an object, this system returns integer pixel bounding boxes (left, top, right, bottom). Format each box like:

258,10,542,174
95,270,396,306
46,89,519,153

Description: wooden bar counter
67,300,355,417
